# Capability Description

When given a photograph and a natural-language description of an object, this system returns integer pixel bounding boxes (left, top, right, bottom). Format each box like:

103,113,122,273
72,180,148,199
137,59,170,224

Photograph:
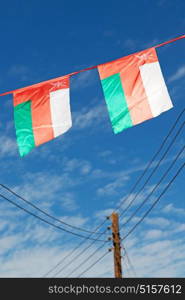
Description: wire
121,145,184,227
43,219,109,277
123,247,137,277
53,231,109,277
0,183,105,235
65,239,108,278
43,109,185,277
114,108,185,214
1,35,184,97
121,161,185,241
67,118,182,277
0,193,107,242
119,121,184,218
77,250,110,278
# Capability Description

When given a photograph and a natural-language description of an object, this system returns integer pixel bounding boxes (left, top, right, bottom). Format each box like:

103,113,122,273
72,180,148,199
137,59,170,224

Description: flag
98,47,173,134
13,76,72,157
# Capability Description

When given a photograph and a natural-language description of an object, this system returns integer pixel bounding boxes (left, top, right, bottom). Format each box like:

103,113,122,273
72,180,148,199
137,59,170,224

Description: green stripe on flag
14,100,35,157
101,73,133,133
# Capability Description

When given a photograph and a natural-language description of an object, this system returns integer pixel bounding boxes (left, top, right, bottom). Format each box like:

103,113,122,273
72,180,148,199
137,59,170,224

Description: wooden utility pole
111,212,122,278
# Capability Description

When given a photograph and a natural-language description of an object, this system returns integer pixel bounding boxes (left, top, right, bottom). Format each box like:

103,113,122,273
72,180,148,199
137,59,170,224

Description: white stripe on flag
139,62,173,117
49,88,72,137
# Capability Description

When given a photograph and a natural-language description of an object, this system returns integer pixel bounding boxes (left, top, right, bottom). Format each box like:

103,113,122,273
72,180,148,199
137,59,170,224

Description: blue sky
0,0,184,277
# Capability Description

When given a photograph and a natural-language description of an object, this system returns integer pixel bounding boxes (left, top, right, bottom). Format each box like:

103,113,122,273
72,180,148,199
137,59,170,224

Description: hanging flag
98,47,173,134
13,76,72,156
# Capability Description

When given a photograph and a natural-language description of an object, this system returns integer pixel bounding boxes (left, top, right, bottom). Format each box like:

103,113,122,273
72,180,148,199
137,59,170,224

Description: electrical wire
121,145,184,227
121,161,185,241
77,250,111,278
53,230,109,277
119,121,184,218
114,108,185,214
43,219,109,277
123,247,137,277
0,192,107,242
65,239,109,278
43,109,185,277
121,250,132,277
69,127,182,277
0,183,105,235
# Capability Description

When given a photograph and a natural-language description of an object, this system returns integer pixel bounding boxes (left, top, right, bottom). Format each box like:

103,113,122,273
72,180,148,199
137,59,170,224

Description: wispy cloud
168,65,185,82
162,203,185,215
0,136,17,158
0,194,185,277
94,208,115,220
144,229,165,240
144,217,170,227
123,38,159,52
71,69,98,90
73,104,107,131
63,158,92,175
59,215,88,227
97,175,129,196
59,192,78,211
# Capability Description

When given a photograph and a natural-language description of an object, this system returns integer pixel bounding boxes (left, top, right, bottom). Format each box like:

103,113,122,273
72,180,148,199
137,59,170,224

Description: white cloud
63,158,91,175
144,229,164,240
168,65,185,82
127,238,185,277
59,192,78,211
95,208,115,220
0,136,17,158
24,224,59,245
163,203,185,215
0,235,22,255
173,223,185,233
123,38,137,50
0,244,112,278
0,200,185,278
13,171,74,202
142,38,159,49
0,221,7,232
73,104,107,131
98,150,112,158
97,175,129,196
59,215,88,228
145,217,170,227
71,69,97,90
123,38,159,51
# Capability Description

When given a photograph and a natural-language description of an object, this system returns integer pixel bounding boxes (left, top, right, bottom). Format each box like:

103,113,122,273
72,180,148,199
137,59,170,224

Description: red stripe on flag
120,67,153,125
120,48,158,124
31,86,54,146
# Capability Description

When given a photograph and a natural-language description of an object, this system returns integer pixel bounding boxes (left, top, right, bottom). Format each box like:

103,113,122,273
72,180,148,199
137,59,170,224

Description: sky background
0,0,185,278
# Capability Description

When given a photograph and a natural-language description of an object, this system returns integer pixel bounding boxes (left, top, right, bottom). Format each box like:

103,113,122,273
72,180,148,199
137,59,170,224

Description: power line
121,249,132,277
43,219,109,277
0,193,107,242
114,108,185,214
123,258,132,277
0,183,105,235
72,117,185,275
121,161,185,241
121,145,184,227
77,250,111,278
123,247,137,277
53,230,109,277
119,121,184,218
43,109,185,277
